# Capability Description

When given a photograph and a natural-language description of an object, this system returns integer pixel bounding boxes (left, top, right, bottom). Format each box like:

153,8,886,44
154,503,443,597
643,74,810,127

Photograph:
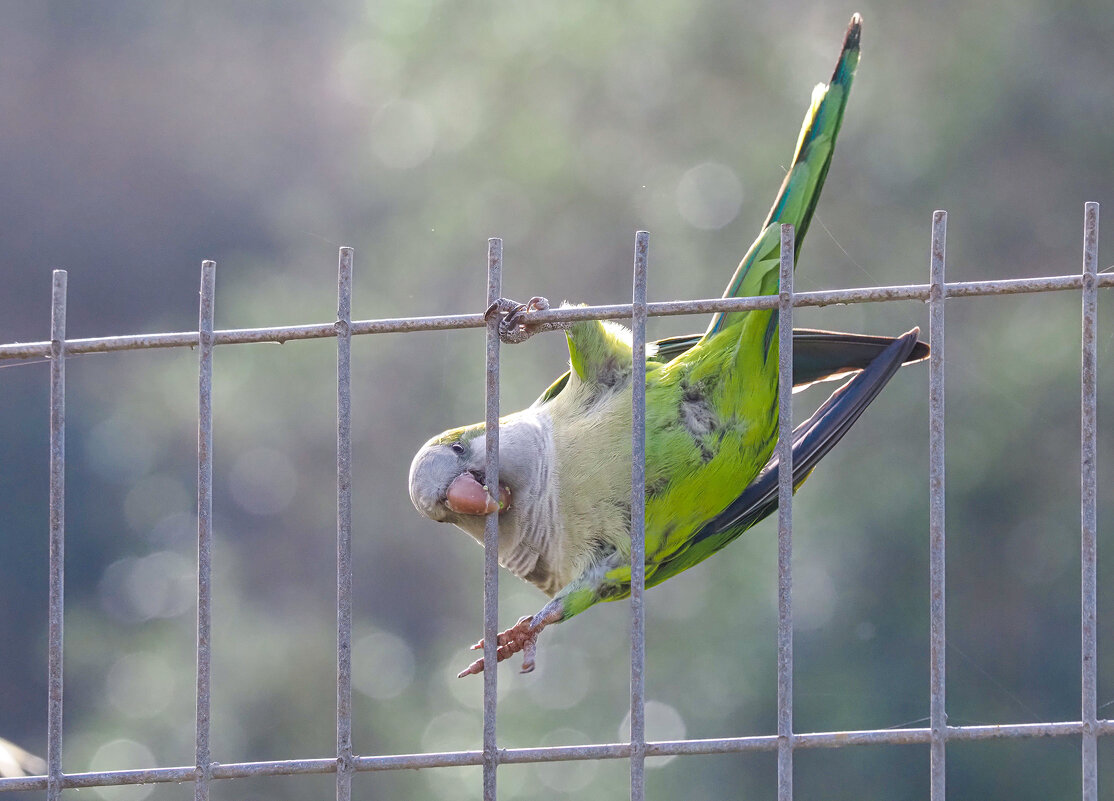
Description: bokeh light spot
370,100,437,169
124,474,191,534
106,651,175,719
230,447,298,515
619,700,686,767
676,161,744,230
352,629,415,700
534,727,598,791
89,739,156,800
99,551,194,623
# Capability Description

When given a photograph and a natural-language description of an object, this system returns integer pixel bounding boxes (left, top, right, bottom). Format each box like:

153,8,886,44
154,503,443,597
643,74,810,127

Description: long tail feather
791,327,928,389
705,13,862,338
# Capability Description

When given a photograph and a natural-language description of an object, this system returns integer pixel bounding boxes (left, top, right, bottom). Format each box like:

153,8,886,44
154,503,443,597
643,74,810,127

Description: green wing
647,328,920,586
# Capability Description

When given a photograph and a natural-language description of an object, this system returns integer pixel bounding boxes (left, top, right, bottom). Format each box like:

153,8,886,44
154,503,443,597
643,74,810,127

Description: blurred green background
0,1,1111,799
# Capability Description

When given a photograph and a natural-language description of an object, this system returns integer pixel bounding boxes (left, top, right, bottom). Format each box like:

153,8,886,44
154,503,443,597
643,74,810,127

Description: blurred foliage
0,1,1112,799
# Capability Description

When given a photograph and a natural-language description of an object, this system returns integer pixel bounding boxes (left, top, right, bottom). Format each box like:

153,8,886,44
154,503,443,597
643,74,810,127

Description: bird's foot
483,296,567,344
457,603,563,677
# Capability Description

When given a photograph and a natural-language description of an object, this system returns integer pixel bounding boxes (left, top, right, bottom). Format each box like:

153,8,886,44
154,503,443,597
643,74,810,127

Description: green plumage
408,14,924,675
547,16,863,618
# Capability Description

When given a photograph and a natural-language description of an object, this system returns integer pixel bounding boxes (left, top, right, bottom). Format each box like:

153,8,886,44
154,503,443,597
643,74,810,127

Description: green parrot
409,13,925,676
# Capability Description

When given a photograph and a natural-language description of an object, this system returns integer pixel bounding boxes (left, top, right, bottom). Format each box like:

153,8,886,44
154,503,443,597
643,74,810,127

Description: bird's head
408,423,513,525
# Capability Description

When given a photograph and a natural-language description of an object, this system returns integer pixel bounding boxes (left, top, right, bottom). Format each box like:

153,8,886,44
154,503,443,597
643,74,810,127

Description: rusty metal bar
1,221,1109,800
336,247,355,801
776,224,796,800
4,272,1114,362
928,211,948,800
482,238,502,801
1080,202,1100,801
629,231,649,801
46,270,66,801
10,717,1114,794
195,260,216,801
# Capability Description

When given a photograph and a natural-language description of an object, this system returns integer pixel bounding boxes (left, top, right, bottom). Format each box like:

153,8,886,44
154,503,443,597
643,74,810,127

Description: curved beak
445,472,512,515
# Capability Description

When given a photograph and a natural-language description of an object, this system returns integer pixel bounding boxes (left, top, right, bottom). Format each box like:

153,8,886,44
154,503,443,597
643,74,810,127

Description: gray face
409,411,565,593
408,413,548,531
408,435,481,524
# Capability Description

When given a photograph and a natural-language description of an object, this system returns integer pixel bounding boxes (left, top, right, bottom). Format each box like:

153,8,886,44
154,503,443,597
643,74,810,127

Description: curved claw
484,297,523,321
483,296,560,344
457,604,563,677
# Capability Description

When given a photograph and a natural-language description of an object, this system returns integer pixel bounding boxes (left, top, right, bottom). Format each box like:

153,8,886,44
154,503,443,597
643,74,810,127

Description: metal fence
0,203,1106,800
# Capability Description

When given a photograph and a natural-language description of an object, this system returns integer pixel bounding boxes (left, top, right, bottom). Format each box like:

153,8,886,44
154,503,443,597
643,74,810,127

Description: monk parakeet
409,13,925,676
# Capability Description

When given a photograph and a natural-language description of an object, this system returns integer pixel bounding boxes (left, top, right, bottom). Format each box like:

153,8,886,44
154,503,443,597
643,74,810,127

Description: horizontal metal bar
655,720,1094,753
2,271,1112,361
3,720,1110,792
68,766,201,787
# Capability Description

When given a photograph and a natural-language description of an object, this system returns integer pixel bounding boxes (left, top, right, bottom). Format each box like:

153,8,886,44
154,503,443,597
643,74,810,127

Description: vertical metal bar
336,247,355,801
47,269,67,801
195,260,216,801
629,231,649,801
776,224,795,801
928,211,948,800
482,238,502,801
1080,201,1099,801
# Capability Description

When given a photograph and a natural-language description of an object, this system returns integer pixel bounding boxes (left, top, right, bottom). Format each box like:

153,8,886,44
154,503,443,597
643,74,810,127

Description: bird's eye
451,442,466,456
